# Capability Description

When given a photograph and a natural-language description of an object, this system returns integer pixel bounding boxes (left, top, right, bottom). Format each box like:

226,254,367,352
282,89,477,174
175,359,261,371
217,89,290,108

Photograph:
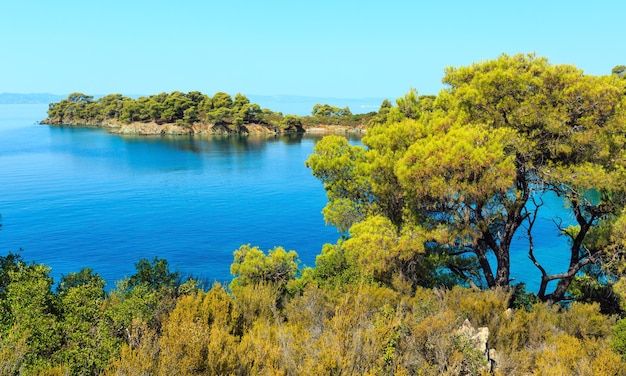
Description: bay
0,104,574,293
0,104,349,288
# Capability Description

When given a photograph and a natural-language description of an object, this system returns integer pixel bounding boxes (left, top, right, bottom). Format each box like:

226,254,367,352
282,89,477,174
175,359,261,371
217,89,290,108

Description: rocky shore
40,119,365,136
40,118,304,136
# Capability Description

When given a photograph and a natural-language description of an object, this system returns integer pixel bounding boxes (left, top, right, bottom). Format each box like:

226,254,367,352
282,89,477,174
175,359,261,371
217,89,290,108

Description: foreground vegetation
2,248,626,376
3,54,626,374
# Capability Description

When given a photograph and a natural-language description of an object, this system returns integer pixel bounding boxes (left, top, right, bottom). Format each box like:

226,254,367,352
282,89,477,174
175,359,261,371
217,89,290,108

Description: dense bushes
1,249,625,375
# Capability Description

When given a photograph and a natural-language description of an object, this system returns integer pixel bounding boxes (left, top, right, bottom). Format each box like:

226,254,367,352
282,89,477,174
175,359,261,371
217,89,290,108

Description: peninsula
41,91,372,135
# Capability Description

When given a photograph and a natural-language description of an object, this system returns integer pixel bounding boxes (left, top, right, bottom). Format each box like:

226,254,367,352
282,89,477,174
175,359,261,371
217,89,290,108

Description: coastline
40,119,366,136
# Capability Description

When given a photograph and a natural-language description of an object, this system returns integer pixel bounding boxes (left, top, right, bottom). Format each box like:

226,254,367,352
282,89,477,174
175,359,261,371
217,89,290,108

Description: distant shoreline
0,93,65,104
41,119,366,136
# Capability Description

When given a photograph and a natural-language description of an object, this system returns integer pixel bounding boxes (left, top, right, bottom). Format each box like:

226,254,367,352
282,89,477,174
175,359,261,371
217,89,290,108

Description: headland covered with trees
41,91,372,135
3,54,626,375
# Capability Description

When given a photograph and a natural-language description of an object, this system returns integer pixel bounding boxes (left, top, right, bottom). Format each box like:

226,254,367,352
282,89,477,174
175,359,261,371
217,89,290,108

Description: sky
2,0,625,101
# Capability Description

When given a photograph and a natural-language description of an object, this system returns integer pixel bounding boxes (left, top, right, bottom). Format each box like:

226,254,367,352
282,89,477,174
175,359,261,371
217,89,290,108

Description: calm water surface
0,104,351,287
0,104,572,291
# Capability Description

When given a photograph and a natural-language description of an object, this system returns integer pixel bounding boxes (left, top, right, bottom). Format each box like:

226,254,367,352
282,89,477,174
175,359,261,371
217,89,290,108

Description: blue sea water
0,104,348,287
0,104,574,292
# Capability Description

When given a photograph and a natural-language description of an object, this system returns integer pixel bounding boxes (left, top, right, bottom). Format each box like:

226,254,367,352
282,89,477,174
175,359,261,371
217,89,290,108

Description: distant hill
0,93,66,104
248,95,386,116
0,92,388,116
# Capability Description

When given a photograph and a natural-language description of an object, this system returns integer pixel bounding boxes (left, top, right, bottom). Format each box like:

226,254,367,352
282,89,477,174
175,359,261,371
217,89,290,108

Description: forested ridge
3,54,626,375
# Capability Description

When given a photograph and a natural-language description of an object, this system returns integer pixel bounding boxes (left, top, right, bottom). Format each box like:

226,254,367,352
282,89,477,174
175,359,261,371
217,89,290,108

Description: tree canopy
45,91,285,130
307,53,626,303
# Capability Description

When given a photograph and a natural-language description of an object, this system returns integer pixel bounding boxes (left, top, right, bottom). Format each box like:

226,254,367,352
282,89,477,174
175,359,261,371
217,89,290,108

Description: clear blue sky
2,0,624,99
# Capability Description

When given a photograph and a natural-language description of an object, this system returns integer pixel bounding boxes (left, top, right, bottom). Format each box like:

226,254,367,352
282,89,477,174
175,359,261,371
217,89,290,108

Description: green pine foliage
44,91,285,129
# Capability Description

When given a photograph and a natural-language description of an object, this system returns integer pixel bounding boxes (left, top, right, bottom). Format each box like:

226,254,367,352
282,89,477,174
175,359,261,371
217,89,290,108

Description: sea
0,103,573,292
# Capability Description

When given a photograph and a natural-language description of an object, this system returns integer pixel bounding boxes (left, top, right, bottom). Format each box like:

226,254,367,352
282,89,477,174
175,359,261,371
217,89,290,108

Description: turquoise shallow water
0,104,573,291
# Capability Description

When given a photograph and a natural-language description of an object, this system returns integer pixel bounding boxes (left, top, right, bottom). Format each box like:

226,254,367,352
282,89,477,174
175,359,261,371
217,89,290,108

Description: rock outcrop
457,319,496,374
